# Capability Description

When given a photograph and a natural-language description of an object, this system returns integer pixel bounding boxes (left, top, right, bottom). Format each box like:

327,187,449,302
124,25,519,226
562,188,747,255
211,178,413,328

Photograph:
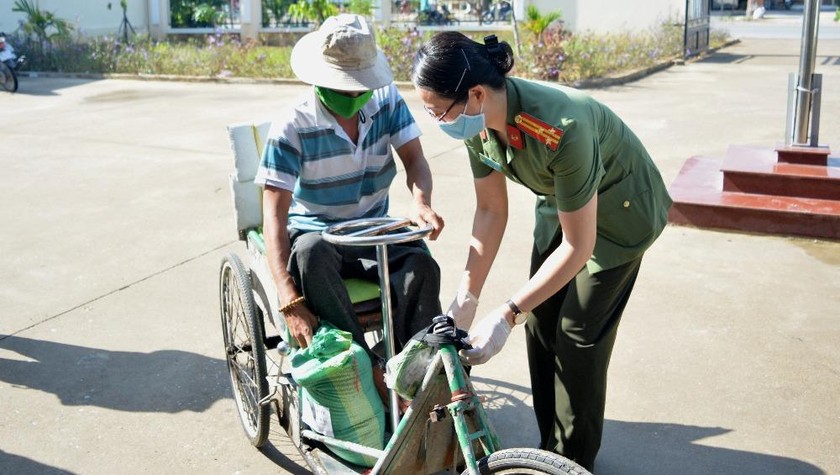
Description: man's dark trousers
288,229,441,359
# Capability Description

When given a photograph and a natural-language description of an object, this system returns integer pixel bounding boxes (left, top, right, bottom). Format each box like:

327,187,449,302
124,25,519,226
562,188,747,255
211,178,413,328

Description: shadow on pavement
257,426,312,475
471,376,824,475
600,420,825,475
11,75,102,96
0,449,77,474
0,334,228,413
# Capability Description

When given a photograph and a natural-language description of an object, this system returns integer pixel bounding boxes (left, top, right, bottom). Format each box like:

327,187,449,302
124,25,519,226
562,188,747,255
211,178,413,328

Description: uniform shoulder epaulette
514,112,564,151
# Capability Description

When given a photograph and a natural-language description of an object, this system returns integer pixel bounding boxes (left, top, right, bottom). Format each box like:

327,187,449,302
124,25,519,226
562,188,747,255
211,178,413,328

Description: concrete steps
668,145,840,240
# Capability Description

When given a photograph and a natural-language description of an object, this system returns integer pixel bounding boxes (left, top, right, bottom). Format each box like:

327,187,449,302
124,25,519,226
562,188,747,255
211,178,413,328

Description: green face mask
315,86,373,119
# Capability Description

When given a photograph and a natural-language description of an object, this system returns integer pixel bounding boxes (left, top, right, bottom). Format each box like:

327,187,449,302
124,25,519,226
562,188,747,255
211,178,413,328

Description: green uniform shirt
466,77,672,273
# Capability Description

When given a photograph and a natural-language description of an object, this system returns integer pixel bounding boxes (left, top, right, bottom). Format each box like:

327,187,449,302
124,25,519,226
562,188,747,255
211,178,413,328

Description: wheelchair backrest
226,122,271,239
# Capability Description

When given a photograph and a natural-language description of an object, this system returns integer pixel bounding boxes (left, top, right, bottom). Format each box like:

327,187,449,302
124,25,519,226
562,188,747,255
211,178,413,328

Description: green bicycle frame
369,342,502,475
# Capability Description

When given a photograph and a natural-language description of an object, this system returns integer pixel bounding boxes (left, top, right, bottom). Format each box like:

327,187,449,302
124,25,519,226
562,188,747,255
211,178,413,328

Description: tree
288,0,339,26
346,0,374,17
263,0,295,27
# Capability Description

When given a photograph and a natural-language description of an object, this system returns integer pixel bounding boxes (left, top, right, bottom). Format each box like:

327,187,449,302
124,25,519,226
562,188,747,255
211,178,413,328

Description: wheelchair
219,122,589,474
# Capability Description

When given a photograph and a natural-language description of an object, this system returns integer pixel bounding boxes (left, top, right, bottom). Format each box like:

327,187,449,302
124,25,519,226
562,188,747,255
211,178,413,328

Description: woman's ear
470,85,486,102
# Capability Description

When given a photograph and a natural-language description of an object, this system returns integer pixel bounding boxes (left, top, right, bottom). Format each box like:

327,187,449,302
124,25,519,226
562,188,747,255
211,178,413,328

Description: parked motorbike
0,35,25,93
769,0,794,10
420,3,459,25
481,0,511,23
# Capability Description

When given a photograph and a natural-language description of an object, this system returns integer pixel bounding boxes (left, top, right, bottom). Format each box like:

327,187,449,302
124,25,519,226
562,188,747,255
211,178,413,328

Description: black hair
411,32,514,101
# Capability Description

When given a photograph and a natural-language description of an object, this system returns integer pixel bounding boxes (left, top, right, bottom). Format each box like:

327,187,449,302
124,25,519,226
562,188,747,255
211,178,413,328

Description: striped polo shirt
255,84,421,231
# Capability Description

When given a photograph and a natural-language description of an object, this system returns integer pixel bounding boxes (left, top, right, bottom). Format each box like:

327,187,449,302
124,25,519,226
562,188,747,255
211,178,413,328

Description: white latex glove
446,288,479,330
459,308,512,365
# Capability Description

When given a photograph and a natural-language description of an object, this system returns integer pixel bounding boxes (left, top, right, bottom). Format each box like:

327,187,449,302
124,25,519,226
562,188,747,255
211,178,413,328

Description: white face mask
438,100,485,141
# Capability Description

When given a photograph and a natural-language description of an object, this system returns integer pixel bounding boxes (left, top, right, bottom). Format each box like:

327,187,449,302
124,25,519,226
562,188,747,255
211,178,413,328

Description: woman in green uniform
412,32,672,471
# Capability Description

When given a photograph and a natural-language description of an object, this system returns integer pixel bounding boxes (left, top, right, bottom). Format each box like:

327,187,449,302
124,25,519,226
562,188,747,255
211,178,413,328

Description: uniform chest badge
514,113,564,151
506,124,524,150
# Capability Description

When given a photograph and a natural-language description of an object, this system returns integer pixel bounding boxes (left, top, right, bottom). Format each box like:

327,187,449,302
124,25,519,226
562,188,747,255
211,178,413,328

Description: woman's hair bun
483,35,514,75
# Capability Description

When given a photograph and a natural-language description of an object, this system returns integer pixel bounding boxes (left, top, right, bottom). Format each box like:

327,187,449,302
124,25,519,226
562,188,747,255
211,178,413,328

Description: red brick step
776,144,831,166
721,145,840,201
668,156,840,240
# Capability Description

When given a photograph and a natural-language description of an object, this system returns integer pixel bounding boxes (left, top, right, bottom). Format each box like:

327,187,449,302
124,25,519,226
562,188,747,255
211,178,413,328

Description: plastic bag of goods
290,322,385,467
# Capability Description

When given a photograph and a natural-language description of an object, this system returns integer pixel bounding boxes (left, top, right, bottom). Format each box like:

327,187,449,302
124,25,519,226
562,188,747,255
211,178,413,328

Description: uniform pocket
596,174,655,249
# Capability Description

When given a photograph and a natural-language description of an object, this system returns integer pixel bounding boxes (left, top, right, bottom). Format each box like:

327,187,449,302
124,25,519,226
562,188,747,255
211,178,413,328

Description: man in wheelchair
254,14,445,403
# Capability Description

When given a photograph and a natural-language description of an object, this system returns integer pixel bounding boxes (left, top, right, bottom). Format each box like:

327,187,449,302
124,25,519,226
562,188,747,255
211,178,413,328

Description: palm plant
12,0,72,45
521,4,561,41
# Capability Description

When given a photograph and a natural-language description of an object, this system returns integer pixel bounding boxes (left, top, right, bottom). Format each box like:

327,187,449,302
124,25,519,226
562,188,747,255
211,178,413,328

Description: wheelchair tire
0,61,17,93
219,252,270,447
470,448,591,475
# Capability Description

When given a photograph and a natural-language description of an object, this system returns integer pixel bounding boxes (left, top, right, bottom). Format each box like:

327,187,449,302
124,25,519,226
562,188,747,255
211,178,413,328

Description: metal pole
375,243,400,433
809,73,823,146
684,0,690,58
792,0,821,145
785,73,796,146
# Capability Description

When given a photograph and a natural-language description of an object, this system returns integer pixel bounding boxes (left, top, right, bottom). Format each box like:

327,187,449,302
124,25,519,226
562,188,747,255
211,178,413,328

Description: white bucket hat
290,14,393,91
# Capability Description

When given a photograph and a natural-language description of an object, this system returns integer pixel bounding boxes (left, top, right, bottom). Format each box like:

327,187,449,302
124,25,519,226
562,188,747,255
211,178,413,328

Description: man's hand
412,203,444,240
446,288,479,330
283,303,319,348
459,306,512,365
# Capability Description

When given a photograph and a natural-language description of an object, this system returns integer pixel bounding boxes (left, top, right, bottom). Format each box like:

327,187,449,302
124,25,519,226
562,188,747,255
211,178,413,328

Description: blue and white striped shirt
255,84,421,231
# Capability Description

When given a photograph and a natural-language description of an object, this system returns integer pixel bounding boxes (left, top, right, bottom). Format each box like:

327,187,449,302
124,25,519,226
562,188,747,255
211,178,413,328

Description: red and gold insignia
480,130,488,141
506,124,524,150
514,113,564,151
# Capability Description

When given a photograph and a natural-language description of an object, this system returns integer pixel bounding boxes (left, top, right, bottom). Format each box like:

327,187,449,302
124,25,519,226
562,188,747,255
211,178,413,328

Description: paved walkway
1,37,838,474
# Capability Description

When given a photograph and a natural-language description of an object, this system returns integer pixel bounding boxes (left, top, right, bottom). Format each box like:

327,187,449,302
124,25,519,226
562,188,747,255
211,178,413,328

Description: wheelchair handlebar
321,217,432,247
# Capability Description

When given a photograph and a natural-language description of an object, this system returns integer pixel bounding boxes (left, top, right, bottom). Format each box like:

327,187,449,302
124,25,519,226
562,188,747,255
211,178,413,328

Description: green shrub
14,20,727,85
14,32,294,78
554,21,684,83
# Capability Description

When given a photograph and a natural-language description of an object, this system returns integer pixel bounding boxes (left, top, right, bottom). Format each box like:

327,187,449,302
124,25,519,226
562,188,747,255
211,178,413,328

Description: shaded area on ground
0,334,228,413
471,376,825,475
0,449,77,475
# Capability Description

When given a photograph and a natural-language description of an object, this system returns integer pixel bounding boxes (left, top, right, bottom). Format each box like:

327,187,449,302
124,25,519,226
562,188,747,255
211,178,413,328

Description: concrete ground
711,5,840,39
1,36,838,474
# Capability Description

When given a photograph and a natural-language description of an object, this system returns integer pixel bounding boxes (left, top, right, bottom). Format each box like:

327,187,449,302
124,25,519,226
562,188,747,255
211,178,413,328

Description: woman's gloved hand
459,307,512,365
446,288,479,330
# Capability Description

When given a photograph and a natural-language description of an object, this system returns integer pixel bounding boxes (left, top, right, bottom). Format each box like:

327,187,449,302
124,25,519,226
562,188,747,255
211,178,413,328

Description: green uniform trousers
526,234,643,471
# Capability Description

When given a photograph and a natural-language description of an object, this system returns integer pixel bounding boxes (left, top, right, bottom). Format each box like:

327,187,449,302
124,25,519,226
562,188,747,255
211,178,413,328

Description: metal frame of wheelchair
220,122,589,474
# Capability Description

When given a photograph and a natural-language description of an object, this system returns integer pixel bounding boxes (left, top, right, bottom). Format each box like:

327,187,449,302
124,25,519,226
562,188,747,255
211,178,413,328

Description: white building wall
0,0,149,37
529,0,685,33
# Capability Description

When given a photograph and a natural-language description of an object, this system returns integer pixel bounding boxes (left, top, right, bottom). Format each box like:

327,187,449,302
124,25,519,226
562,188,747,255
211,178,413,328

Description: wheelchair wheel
0,61,17,93
219,252,270,447
472,448,591,474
